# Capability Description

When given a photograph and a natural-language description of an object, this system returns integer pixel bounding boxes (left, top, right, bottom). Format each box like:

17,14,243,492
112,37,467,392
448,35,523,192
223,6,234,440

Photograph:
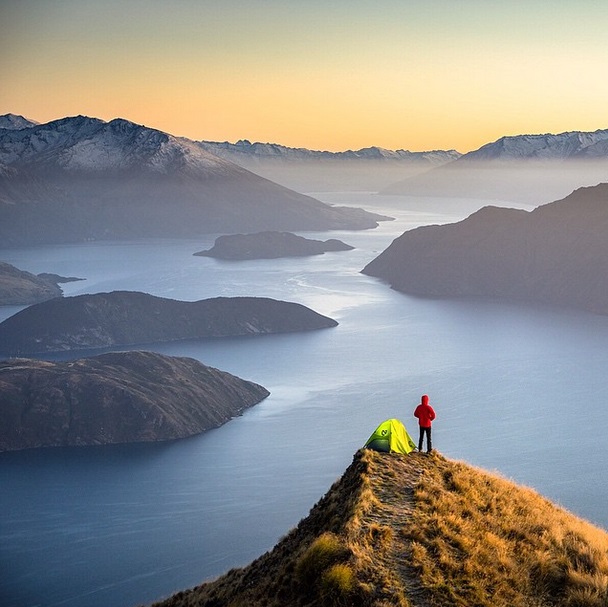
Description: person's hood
421,394,429,406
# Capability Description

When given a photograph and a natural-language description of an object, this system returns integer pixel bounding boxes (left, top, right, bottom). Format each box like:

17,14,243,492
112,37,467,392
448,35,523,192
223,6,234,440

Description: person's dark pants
418,426,432,452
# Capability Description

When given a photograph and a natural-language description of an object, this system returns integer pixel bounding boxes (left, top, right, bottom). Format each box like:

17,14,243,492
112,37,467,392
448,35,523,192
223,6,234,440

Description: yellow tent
364,418,416,454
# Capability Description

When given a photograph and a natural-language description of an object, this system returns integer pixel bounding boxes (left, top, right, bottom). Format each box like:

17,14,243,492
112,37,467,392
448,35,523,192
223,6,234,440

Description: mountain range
199,138,460,164
383,129,608,203
198,138,461,191
0,114,385,246
363,183,608,316
3,112,608,243
200,129,608,197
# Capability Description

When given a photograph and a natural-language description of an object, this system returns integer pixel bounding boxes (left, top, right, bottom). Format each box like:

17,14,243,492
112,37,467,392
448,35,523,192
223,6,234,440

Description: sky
2,0,608,153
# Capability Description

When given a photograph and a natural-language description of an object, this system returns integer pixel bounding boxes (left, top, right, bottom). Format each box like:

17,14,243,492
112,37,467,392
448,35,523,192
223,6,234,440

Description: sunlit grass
151,448,608,607
400,453,608,607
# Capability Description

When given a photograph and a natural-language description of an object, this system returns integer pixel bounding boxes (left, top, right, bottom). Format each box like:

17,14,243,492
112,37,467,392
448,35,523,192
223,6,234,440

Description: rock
0,351,269,451
195,231,354,260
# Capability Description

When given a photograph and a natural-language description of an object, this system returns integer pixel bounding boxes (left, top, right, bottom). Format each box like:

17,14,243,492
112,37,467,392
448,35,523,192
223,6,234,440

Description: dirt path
363,451,434,607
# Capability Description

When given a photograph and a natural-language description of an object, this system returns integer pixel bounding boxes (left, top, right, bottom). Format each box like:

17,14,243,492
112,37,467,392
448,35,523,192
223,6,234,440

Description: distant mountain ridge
461,129,608,161
383,128,608,202
198,139,461,192
199,138,461,164
0,114,386,245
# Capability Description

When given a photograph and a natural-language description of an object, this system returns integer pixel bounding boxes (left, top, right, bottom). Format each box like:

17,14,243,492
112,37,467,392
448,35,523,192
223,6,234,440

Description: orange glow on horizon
2,2,608,154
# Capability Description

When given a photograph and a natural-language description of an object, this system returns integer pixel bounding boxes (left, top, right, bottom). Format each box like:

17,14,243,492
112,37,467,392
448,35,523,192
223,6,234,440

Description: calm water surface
1,193,607,607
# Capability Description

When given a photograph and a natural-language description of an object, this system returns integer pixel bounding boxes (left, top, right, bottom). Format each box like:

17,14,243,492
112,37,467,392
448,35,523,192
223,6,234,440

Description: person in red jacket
414,394,436,453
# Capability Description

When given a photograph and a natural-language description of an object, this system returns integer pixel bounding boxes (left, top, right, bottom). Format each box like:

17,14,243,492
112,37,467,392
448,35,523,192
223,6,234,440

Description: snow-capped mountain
383,129,608,203
0,114,38,131
199,139,460,164
461,129,608,161
0,115,386,246
197,140,460,192
0,115,238,176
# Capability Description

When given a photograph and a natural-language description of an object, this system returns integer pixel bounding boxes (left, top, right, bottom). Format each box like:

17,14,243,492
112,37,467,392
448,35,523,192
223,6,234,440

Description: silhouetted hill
363,184,608,315
0,261,68,304
195,231,354,260
0,291,338,355
0,351,269,451
0,115,386,245
150,449,608,607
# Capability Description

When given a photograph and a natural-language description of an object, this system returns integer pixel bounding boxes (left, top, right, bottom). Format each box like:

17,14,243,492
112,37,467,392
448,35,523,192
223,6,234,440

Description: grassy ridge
150,450,608,606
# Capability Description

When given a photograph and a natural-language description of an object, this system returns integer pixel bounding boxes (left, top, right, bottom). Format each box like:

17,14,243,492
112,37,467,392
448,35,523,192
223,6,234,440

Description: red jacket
414,395,436,428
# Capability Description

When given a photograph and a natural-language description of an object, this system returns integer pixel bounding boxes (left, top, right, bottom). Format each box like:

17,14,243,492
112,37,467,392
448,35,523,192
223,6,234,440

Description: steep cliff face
363,184,608,315
0,291,338,355
0,351,269,452
151,449,608,607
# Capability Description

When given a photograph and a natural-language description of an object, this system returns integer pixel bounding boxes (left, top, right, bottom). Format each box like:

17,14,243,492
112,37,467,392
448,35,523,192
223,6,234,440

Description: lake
1,192,607,607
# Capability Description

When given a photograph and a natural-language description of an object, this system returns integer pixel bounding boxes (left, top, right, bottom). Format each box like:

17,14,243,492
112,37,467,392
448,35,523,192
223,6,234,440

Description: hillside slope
363,183,608,316
150,449,608,607
0,261,63,304
0,351,269,452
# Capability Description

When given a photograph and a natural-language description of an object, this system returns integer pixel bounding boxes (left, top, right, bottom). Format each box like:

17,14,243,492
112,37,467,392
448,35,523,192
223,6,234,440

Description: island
0,290,338,355
194,231,354,260
0,351,269,452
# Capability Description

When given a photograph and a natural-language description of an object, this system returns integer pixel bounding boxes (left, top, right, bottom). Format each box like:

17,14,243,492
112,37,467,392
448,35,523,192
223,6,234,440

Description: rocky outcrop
0,261,63,304
0,351,269,451
0,291,338,355
195,231,354,260
363,183,608,315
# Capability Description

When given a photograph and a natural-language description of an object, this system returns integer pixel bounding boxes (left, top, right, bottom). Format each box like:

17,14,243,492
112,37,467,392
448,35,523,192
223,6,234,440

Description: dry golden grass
399,453,608,607
149,449,608,607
